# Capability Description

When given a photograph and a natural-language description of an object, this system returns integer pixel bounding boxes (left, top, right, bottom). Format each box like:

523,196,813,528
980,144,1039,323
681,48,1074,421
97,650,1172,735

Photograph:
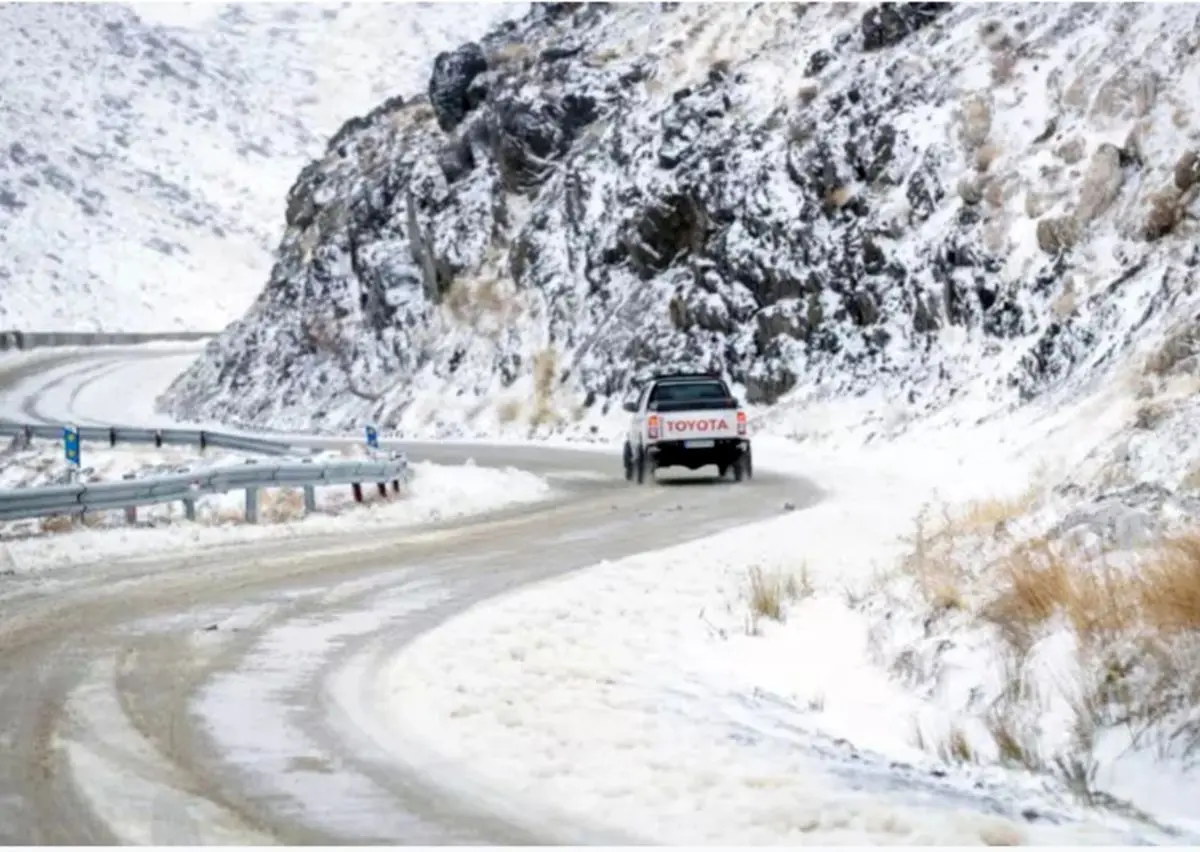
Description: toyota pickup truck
621,372,752,484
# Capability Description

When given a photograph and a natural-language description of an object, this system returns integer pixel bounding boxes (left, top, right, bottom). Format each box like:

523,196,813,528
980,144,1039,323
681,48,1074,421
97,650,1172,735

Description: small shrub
260,488,306,524
746,563,814,630
529,348,561,429
747,565,785,623
497,399,521,424
39,514,76,534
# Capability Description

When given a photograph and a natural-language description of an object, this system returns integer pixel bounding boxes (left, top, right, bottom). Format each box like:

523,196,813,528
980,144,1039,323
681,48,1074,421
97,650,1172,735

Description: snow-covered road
0,346,817,843
2,345,1193,844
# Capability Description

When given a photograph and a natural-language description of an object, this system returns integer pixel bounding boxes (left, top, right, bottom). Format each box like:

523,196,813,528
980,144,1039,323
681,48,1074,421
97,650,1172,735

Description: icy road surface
0,348,816,843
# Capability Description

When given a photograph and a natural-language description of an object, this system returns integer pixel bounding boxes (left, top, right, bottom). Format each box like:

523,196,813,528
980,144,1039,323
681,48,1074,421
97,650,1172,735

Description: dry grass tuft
590,46,623,65
497,399,522,424
38,514,77,534
490,42,532,65
444,274,518,333
903,490,1038,614
529,348,561,429
1139,534,1200,634
260,489,306,524
977,533,1200,654
1144,323,1200,377
746,563,814,631
990,49,1018,85
895,486,1200,791
824,185,855,209
748,565,786,623
940,725,976,765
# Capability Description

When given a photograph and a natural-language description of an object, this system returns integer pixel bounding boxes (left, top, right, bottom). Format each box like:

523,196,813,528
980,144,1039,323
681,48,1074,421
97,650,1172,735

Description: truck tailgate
655,410,740,442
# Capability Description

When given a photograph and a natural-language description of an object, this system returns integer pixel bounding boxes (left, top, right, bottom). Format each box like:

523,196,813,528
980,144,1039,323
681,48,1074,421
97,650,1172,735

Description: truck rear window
649,380,729,404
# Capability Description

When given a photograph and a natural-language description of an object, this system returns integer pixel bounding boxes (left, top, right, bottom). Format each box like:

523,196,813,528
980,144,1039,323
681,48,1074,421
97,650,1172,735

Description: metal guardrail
0,330,217,351
0,457,411,523
0,420,411,524
0,421,293,457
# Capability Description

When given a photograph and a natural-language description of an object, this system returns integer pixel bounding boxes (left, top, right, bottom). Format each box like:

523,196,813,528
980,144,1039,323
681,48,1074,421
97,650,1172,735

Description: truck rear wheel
635,449,647,484
623,442,634,481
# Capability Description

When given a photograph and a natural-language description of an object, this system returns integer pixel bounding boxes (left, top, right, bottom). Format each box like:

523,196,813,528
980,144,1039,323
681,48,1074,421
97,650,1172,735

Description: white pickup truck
621,372,752,484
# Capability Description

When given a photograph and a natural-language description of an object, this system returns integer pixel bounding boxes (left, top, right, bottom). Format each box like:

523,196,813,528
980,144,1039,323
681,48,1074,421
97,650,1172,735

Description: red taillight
736,410,747,436
648,415,660,440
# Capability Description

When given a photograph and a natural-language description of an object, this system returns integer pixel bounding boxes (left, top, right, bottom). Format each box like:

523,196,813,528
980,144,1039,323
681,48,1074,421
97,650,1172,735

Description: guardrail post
351,483,363,503
303,485,316,515
245,488,259,524
198,431,207,451
376,482,388,499
154,430,163,448
122,473,137,525
183,497,196,522
109,427,117,447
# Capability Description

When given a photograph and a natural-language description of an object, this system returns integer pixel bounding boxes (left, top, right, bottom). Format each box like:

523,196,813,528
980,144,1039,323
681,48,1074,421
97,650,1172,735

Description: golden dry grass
260,489,307,524
824,185,855,209
590,47,623,65
529,348,562,430
1144,323,1200,377
496,399,522,424
974,532,1200,654
990,49,1018,85
490,42,532,65
38,514,77,534
443,275,518,333
746,563,814,628
897,488,1200,789
908,493,1200,642
902,489,1039,614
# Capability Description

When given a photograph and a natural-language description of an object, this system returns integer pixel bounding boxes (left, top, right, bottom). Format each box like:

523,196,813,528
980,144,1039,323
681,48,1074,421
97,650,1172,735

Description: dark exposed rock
624,193,708,280
861,3,950,52
429,42,489,133
1175,149,1200,192
805,49,834,76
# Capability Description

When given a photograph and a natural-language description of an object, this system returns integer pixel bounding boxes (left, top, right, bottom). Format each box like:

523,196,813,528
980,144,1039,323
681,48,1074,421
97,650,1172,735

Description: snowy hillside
162,2,1200,440
0,1,524,333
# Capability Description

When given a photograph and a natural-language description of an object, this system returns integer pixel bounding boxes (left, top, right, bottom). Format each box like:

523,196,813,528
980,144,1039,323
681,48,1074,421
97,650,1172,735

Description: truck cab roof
642,374,734,412
645,371,725,384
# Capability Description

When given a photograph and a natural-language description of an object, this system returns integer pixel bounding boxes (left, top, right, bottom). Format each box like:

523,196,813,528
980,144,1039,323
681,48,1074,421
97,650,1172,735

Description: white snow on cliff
0,1,525,333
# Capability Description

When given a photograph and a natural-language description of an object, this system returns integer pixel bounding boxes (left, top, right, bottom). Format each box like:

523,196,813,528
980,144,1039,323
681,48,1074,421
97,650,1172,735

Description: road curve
0,348,821,843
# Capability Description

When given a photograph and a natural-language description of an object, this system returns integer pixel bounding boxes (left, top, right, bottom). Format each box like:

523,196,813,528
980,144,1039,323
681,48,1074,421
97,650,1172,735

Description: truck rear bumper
646,438,749,470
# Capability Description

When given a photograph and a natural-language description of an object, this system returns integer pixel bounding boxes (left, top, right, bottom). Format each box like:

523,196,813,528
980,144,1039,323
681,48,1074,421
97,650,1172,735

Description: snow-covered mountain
0,1,524,332
161,2,1200,444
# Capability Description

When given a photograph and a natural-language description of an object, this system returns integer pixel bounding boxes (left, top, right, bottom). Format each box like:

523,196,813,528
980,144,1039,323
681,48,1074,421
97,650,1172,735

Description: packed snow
0,2,525,333
0,456,551,577
378,370,1200,843
0,436,266,491
0,344,214,426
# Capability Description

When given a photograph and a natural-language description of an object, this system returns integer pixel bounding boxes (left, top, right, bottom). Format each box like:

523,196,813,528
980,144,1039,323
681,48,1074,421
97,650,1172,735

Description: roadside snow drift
376,375,1200,843
0,459,551,576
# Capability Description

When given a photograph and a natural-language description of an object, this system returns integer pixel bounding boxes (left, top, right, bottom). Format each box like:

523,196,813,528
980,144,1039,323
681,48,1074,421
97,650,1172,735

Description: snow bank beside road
0,460,551,576
376,381,1197,844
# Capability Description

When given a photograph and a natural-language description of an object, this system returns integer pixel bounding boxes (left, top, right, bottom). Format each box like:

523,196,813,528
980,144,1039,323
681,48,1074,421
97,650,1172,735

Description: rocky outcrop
160,2,1200,435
